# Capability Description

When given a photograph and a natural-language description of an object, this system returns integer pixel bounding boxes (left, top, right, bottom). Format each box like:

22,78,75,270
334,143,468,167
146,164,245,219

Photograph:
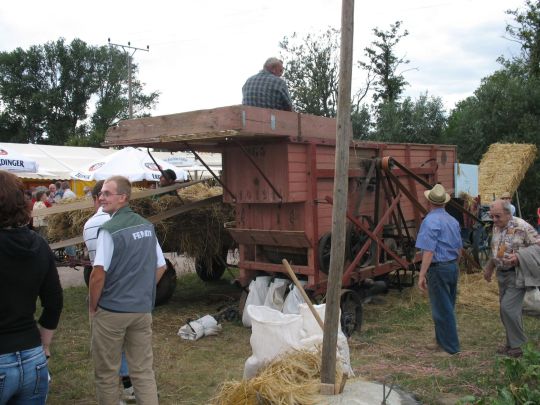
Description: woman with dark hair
0,171,63,404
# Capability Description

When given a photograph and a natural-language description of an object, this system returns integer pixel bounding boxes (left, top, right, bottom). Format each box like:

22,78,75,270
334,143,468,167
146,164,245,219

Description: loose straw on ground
211,349,343,405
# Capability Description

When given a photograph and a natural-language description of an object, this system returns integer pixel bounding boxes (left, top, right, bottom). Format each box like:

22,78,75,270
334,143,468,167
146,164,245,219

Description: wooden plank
104,105,341,148
32,180,205,218
227,229,311,247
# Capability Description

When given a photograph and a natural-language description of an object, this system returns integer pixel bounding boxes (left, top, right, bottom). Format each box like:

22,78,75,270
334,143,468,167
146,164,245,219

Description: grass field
46,270,540,404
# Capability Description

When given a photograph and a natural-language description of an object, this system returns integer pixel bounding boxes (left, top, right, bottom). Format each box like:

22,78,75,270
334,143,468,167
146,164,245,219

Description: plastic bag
282,281,307,314
177,315,222,341
524,287,540,314
263,278,291,311
242,276,272,327
243,305,303,379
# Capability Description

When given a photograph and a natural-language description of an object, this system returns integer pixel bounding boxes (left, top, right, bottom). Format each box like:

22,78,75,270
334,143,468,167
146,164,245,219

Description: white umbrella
70,147,188,182
0,144,39,173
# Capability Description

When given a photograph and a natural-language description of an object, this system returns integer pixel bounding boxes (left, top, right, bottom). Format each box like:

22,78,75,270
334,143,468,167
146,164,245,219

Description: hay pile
47,183,234,258
478,143,537,201
212,350,342,405
457,272,499,312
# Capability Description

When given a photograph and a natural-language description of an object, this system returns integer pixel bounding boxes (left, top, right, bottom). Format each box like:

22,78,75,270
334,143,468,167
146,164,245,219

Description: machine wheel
472,225,492,268
195,255,226,281
155,259,177,306
347,223,373,267
317,232,332,274
83,265,92,287
340,290,363,337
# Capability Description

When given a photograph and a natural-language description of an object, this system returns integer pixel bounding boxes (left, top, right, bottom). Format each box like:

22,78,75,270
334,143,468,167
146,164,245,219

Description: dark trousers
427,261,460,354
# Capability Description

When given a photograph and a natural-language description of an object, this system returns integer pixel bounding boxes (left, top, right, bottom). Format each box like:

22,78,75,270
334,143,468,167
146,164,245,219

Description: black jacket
0,227,63,355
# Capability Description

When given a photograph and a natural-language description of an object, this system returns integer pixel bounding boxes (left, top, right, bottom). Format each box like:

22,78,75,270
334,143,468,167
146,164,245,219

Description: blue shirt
415,208,462,263
242,69,292,111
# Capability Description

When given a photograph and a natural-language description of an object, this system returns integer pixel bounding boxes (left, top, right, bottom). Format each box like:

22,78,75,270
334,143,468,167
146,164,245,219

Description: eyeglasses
98,191,125,198
489,213,503,219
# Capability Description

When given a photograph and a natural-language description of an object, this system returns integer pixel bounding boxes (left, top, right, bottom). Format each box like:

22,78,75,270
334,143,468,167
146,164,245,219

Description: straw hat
500,192,512,199
424,184,450,205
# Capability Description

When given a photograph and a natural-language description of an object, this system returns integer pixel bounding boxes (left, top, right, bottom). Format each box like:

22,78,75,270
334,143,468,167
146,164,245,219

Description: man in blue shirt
242,57,293,111
416,184,463,355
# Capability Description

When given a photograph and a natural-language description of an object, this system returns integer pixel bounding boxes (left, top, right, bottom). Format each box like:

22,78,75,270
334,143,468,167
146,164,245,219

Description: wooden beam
32,180,205,218
321,0,354,390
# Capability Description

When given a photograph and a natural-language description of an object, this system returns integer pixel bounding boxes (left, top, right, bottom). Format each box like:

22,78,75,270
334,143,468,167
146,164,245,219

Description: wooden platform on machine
104,105,337,150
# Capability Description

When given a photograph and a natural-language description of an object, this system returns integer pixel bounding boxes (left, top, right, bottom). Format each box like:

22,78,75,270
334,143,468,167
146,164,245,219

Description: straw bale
478,143,537,202
212,349,342,405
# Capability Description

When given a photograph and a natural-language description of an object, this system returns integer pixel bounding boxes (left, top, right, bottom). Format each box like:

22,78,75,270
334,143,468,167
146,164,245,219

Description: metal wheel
317,232,332,274
155,259,177,306
340,290,363,337
83,265,92,287
472,224,492,268
195,255,226,281
347,224,373,267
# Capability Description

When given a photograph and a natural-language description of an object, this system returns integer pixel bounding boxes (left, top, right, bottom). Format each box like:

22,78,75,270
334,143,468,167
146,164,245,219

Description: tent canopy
71,147,188,182
0,142,221,181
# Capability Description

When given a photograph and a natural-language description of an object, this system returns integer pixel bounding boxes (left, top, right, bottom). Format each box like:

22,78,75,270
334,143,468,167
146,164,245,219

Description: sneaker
123,386,136,402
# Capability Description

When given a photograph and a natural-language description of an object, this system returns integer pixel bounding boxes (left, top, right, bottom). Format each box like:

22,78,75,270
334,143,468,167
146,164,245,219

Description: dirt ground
57,252,195,288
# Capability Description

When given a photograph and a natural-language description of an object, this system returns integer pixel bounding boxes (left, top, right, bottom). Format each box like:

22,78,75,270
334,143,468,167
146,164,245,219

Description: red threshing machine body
104,105,456,296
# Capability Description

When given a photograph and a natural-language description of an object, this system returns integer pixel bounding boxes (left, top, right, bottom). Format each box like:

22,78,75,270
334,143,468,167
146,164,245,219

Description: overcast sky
0,0,525,116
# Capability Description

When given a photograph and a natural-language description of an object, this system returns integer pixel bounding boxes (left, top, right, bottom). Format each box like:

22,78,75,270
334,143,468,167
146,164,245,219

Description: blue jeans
427,262,460,354
0,346,48,405
119,352,129,377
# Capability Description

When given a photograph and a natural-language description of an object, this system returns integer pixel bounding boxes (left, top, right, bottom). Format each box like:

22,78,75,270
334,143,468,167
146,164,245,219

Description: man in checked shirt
483,199,540,358
242,57,293,111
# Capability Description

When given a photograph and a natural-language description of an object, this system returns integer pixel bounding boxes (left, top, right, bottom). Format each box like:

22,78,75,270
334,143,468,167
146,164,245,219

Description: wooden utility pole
107,39,149,119
320,0,355,393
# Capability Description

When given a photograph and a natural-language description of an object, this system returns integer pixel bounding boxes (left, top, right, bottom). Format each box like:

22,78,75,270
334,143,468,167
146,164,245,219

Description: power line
108,38,149,119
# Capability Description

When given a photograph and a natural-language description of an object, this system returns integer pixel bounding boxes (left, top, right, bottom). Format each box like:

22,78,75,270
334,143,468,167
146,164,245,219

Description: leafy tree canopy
0,38,159,146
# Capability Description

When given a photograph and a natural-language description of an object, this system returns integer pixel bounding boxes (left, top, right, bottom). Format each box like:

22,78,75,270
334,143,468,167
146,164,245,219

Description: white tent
0,144,39,173
0,143,115,180
0,142,220,181
71,147,188,182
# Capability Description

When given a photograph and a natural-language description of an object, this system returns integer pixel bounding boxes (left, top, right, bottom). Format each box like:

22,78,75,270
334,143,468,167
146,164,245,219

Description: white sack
243,305,303,379
282,281,307,314
298,303,354,377
263,278,291,311
242,276,272,327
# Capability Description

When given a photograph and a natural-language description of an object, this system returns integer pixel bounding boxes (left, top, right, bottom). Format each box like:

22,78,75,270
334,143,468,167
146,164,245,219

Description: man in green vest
89,175,166,405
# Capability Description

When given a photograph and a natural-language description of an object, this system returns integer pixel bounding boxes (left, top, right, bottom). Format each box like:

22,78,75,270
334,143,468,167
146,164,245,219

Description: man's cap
163,168,177,181
424,184,450,205
501,192,512,199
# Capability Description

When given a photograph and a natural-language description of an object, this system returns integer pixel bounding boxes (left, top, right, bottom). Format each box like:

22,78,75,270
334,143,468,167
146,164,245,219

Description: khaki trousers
92,308,158,405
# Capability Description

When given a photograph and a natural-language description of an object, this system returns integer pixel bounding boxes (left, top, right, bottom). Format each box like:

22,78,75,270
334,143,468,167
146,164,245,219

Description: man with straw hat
416,184,463,355
483,199,540,358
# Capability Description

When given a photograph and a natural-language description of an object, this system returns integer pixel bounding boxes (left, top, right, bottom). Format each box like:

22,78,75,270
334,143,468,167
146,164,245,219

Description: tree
359,21,410,104
445,64,540,218
0,38,159,146
372,94,446,143
505,0,540,77
444,0,540,219
279,28,340,117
